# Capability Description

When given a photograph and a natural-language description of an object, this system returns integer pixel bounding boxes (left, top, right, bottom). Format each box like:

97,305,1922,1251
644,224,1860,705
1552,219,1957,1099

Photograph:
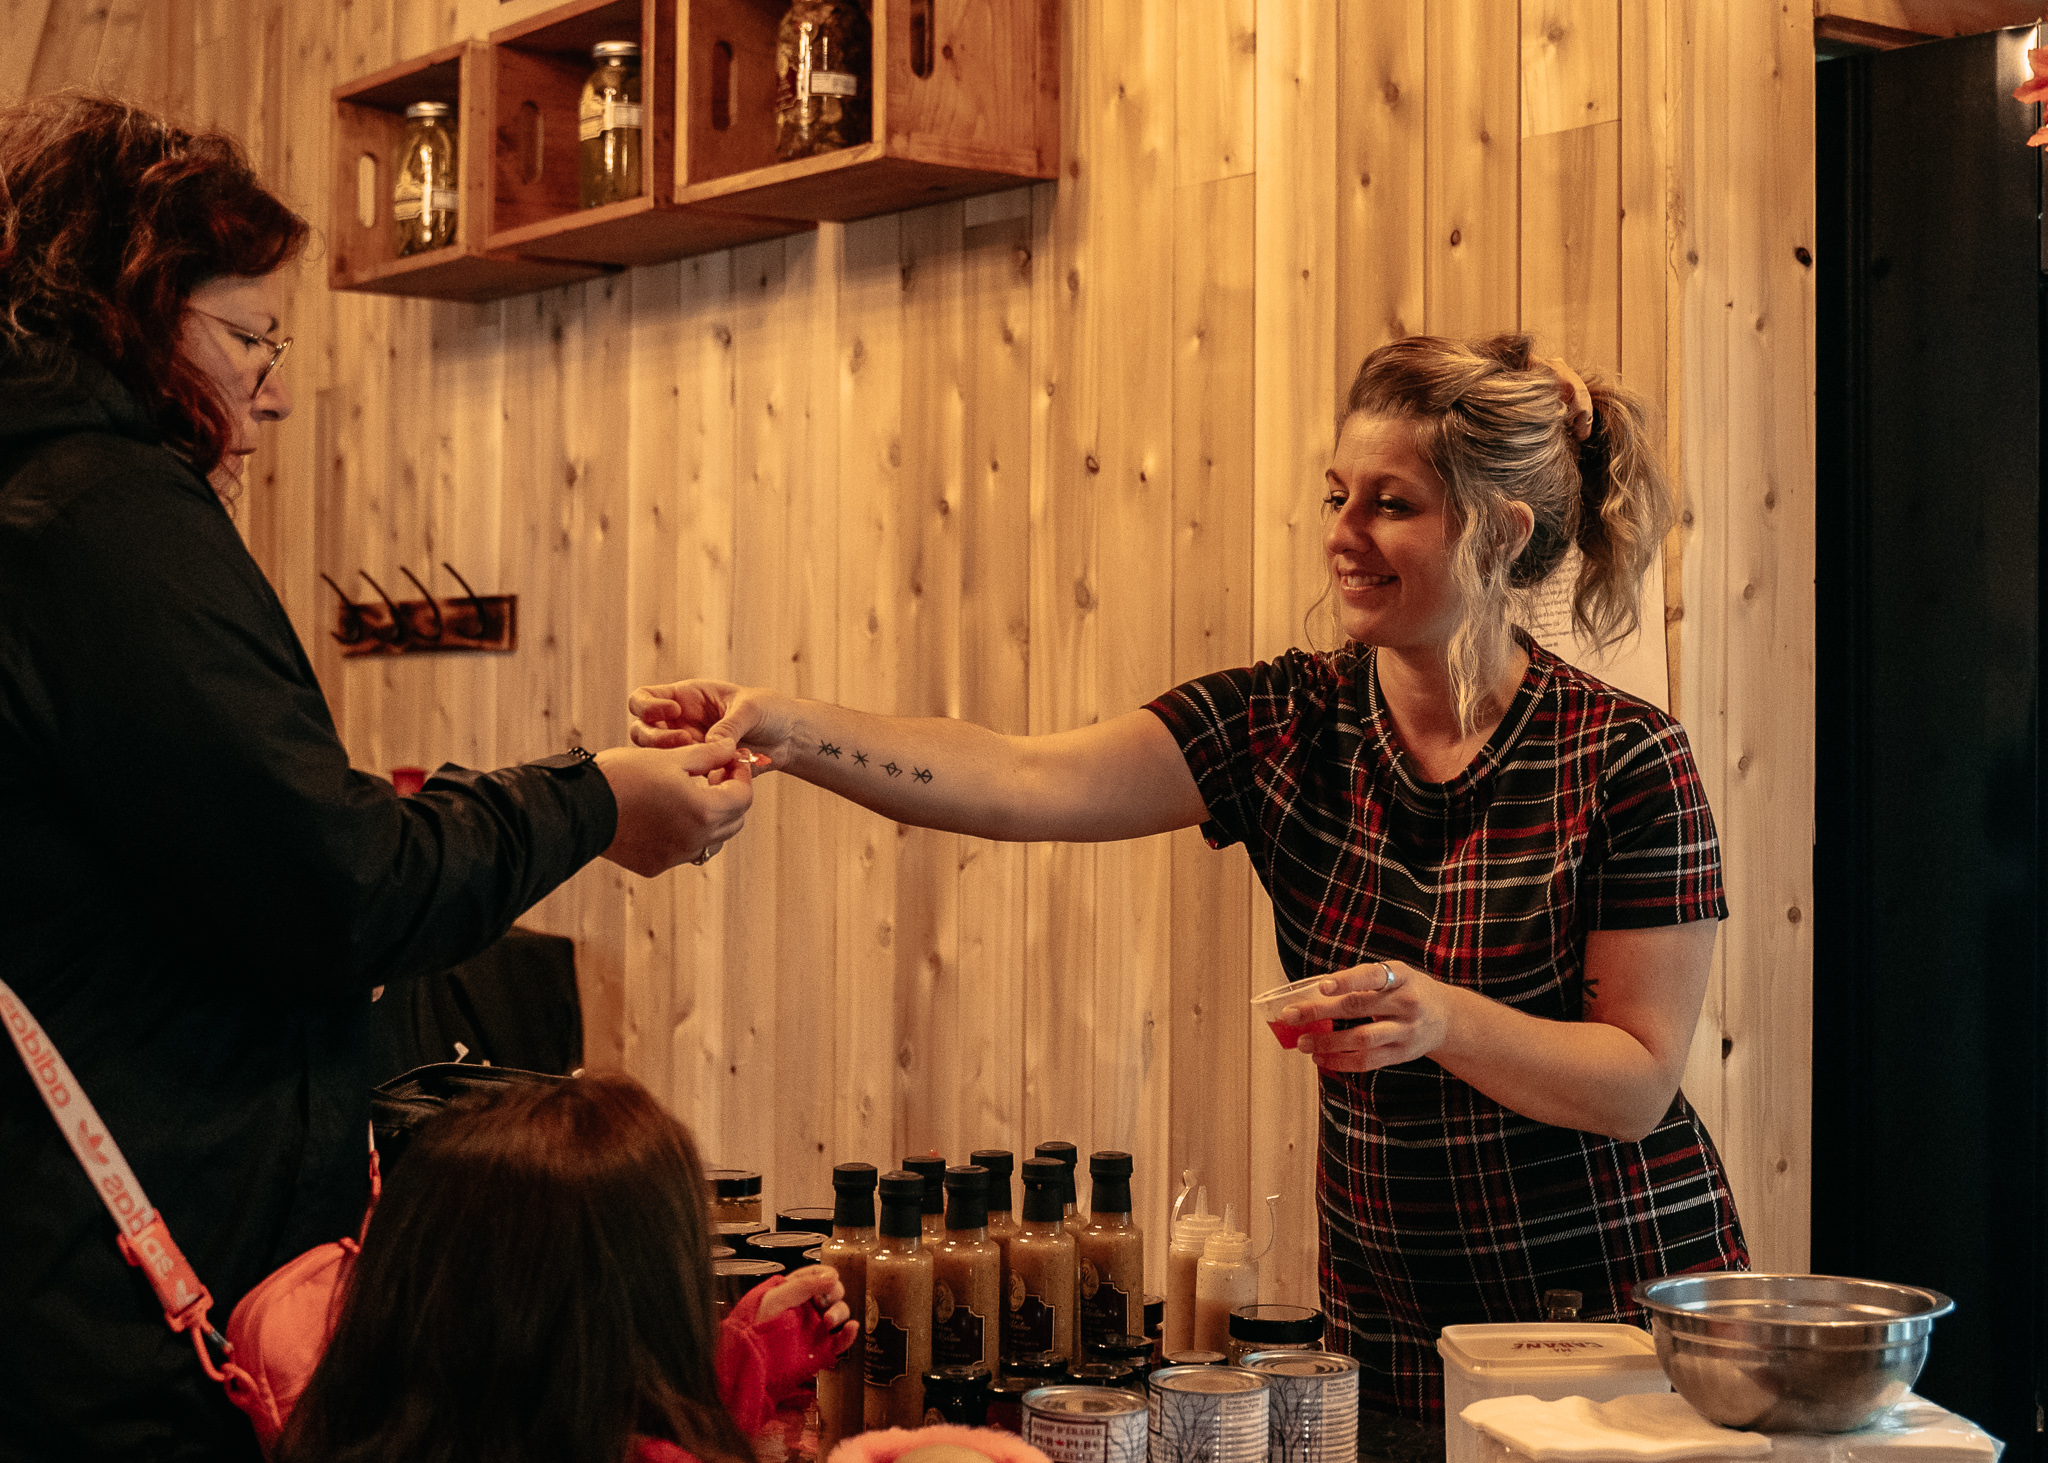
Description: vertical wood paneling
1519,120,1621,371
1168,170,1256,1237
835,213,908,1174
1093,0,1176,1267
956,213,1035,1154
1252,0,1337,1305
37,0,1821,1311
1024,0,1099,1176
1425,0,1521,337
1336,0,1425,385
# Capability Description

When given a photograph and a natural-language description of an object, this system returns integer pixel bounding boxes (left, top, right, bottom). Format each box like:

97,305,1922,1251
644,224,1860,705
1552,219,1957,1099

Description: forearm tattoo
822,741,932,784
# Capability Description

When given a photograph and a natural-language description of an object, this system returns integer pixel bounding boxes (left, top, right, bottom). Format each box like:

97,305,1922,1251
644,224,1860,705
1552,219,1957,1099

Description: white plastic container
1439,1324,1670,1463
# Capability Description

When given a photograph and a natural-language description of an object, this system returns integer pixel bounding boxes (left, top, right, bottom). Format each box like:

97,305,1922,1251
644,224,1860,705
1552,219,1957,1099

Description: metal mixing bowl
1632,1273,1953,1433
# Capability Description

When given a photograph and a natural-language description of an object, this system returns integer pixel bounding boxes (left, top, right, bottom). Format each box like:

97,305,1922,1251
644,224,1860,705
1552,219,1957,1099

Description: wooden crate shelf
483,0,808,268
673,0,1060,224
330,42,605,302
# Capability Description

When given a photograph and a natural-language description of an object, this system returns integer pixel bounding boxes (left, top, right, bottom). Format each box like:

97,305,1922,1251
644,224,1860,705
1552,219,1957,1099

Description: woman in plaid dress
629,333,1747,1421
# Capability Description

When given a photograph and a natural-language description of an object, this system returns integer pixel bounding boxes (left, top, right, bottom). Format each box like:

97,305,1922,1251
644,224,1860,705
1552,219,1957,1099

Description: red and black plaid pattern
1146,638,1746,1421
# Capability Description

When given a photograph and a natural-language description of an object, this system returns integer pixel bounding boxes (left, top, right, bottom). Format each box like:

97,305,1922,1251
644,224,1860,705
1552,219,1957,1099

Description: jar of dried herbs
578,41,643,209
393,101,458,257
775,1,871,161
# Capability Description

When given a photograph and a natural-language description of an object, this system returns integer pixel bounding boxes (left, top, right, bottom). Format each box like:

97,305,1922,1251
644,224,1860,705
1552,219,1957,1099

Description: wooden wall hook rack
323,563,518,657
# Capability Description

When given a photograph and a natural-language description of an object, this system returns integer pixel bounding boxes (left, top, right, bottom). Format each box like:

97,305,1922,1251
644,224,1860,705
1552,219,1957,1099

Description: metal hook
441,561,482,607
356,571,407,644
398,565,444,641
322,572,366,645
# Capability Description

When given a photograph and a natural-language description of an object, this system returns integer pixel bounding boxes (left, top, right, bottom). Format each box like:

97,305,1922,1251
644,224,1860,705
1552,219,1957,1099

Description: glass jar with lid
578,41,643,208
774,1,871,161
393,101,458,257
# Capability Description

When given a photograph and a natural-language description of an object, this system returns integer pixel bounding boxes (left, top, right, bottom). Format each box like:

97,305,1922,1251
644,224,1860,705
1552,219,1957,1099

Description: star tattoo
819,741,842,758
883,761,902,778
852,751,869,768
913,767,933,784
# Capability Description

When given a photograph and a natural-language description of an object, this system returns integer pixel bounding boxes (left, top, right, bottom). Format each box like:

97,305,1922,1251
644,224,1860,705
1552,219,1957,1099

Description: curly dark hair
0,93,310,478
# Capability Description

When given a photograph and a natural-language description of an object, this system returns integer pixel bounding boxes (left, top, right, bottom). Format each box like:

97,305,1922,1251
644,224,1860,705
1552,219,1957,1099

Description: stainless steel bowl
1633,1273,1953,1433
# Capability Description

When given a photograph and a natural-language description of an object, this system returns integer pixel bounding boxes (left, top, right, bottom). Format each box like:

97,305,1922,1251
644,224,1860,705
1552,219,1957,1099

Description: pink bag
2,977,374,1458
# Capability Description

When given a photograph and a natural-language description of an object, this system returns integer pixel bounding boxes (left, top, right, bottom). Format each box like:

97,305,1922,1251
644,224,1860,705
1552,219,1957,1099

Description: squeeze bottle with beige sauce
817,1163,877,1456
971,1149,1018,1362
931,1165,1001,1375
1005,1157,1076,1361
1164,1172,1222,1357
1191,1195,1278,1355
864,1171,933,1430
1075,1150,1144,1356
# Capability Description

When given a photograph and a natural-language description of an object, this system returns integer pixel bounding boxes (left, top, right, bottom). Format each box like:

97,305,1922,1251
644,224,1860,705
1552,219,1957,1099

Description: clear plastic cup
1250,980,1327,1050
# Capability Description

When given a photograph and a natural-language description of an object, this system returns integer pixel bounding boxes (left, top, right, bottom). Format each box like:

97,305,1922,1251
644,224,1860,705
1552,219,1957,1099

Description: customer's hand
757,1264,853,1335
594,743,755,877
629,680,798,769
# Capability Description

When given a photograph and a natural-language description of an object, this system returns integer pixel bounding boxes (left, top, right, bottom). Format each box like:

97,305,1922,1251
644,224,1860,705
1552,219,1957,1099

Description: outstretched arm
627,681,1209,843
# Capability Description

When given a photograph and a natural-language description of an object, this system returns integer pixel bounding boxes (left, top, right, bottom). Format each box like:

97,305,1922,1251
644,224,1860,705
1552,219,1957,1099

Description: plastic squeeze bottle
1191,1205,1260,1355
1164,1173,1223,1357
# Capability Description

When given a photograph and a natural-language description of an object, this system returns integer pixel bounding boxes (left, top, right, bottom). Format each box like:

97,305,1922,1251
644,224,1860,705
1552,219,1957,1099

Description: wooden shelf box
484,0,809,267
330,42,604,301
674,0,1060,223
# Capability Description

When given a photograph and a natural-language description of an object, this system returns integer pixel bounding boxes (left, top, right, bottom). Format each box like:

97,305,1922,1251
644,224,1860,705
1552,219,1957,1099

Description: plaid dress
1146,638,1747,1421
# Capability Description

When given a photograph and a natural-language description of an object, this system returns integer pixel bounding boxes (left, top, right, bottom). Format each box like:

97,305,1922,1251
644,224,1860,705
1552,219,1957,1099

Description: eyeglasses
192,309,292,397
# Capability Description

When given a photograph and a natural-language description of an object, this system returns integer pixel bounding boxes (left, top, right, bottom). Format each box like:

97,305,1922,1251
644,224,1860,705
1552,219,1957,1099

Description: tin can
1148,1364,1269,1463
1023,1384,1149,1463
1240,1351,1361,1463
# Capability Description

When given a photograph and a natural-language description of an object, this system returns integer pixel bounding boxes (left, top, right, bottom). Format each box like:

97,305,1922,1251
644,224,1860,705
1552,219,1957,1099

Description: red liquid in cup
1267,1017,1333,1050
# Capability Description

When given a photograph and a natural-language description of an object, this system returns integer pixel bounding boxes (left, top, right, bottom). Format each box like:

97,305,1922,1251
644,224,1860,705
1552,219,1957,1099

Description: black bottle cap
878,1170,926,1238
904,1154,947,1215
1007,1349,1070,1381
830,1162,878,1229
1227,1304,1325,1345
971,1149,1015,1211
1088,1150,1133,1215
743,1230,823,1273
1092,1333,1154,1363
776,1207,836,1235
1034,1141,1078,1204
1020,1157,1066,1223
944,1164,990,1231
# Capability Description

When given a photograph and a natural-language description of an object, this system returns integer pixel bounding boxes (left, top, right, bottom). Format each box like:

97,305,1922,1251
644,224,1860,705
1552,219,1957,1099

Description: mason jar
393,101,458,256
578,40,643,208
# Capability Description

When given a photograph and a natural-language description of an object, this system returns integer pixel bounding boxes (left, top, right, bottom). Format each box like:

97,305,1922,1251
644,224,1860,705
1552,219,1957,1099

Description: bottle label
808,69,859,97
1007,1279,1056,1355
1078,1261,1129,1350
865,1303,911,1389
932,1280,987,1366
579,99,643,140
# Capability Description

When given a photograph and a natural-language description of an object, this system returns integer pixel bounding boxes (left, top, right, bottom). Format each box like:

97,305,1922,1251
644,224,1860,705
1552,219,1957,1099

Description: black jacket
0,349,617,1461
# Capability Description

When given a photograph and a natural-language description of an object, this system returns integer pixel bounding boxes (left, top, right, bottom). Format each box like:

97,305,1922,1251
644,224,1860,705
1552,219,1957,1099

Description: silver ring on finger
1380,961,1399,992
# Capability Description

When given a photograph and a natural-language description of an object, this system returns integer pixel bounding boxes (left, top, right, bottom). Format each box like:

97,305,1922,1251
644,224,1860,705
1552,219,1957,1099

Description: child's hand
756,1264,853,1336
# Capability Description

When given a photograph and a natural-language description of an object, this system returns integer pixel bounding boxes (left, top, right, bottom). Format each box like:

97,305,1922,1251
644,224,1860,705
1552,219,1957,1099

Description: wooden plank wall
13,0,1817,1292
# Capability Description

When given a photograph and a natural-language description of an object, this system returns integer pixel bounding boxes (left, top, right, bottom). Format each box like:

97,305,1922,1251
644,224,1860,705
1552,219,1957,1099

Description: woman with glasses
0,95,756,1460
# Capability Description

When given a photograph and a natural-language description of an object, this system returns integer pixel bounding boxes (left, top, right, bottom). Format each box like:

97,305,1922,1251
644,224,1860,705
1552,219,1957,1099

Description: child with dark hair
279,1073,853,1463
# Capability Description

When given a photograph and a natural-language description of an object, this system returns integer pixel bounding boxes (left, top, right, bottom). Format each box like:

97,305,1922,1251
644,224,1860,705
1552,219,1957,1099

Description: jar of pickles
578,41,643,208
774,1,871,161
393,101,458,257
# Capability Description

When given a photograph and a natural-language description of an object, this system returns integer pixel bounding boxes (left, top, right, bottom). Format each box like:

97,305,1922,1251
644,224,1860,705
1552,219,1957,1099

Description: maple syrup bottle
817,1163,877,1454
931,1165,1001,1375
1005,1157,1077,1362
1076,1151,1144,1356
971,1149,1018,1363
864,1172,933,1430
